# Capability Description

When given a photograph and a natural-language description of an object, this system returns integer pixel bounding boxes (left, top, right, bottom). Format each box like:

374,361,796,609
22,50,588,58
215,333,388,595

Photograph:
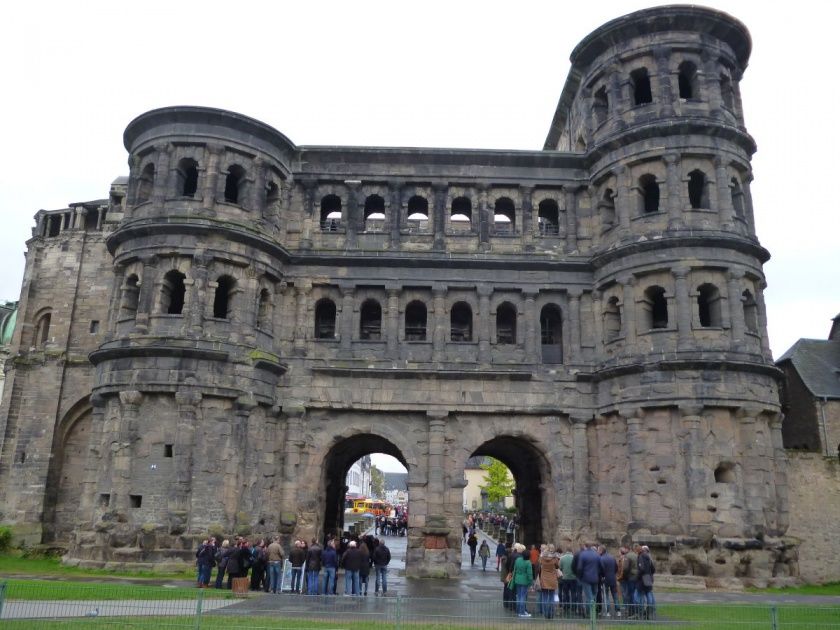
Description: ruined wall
786,452,840,584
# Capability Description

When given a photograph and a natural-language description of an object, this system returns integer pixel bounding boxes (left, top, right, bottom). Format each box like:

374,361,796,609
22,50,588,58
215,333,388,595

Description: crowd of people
497,540,657,620
194,533,392,596
374,515,408,537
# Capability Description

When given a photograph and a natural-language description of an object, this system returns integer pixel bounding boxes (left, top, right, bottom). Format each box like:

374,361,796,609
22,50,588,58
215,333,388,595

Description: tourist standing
342,540,363,595
538,543,561,619
478,539,491,571
598,545,619,617
214,539,231,589
305,539,323,595
373,538,391,596
195,537,217,588
512,543,533,618
558,547,576,616
266,537,285,594
576,544,601,614
467,532,478,566
636,545,656,619
495,540,506,571
322,539,338,595
289,540,306,593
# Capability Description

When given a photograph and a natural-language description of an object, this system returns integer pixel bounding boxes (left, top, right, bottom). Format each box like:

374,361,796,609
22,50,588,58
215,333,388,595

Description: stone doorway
470,436,549,546
320,433,409,543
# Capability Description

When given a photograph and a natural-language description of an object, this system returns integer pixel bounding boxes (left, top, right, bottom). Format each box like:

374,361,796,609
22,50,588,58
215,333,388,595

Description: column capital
567,289,582,301
175,389,202,408
727,268,745,281
672,266,690,279
663,152,680,166
680,404,704,419
119,390,143,408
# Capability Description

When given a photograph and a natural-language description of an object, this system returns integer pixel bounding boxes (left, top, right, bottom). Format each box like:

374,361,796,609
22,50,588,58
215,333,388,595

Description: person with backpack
467,532,478,566
622,545,639,617
478,539,491,571
495,540,507,571
636,545,656,619
249,540,268,591
372,538,391,595
195,537,217,588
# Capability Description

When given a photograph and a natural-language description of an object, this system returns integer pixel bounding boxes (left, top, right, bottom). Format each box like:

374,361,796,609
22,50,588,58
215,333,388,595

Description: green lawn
748,581,840,596
0,552,194,580
1,578,235,601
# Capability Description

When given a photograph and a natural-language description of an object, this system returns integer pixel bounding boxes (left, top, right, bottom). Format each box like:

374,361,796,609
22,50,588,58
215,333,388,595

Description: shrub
0,525,13,552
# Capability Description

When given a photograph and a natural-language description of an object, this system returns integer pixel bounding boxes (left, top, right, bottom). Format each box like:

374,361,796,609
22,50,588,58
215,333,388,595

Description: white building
345,455,371,497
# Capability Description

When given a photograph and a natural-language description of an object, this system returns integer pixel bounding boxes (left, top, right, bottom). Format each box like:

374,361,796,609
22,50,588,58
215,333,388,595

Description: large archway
321,433,408,541
470,436,550,546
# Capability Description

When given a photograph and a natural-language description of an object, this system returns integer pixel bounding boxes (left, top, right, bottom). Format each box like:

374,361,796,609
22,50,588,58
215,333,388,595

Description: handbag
641,573,653,588
504,571,513,585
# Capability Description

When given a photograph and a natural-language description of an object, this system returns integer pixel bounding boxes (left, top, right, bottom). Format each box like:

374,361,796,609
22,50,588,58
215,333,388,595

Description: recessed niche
129,495,142,508
649,465,660,472
710,492,719,499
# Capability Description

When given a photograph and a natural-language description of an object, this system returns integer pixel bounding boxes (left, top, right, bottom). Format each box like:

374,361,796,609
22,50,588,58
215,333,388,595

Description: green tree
370,465,385,499
479,458,515,506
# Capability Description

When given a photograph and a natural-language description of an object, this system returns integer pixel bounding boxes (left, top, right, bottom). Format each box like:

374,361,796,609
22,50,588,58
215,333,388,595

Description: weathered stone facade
0,6,797,580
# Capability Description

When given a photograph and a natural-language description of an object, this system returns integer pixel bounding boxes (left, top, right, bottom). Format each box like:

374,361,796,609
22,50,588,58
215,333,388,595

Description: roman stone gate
0,6,797,581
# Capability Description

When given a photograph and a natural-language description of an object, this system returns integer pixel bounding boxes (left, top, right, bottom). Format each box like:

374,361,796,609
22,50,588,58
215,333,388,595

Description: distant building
777,314,840,456
463,456,513,512
345,455,371,498
383,471,408,505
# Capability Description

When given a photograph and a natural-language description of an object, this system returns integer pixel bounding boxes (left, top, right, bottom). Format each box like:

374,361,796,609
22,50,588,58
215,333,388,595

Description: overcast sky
1,2,836,473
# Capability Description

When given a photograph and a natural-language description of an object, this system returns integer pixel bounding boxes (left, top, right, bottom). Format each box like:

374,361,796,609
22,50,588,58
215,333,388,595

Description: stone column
433,184,447,250
714,156,734,228
614,166,631,230
732,71,746,126
75,393,107,528
189,255,209,334
113,390,143,514
345,182,360,248
426,412,447,517
477,287,491,363
565,188,578,252
232,396,256,524
125,155,141,208
674,266,692,350
570,416,590,529
173,390,201,513
152,143,171,204
742,173,757,234
768,413,790,533
293,282,311,356
432,286,447,362
591,290,605,358
654,46,676,117
568,290,582,364
389,181,402,247
202,144,222,213
755,280,772,359
250,157,265,214
523,291,539,364
727,269,745,347
520,185,533,250
737,406,766,532
624,409,645,528
386,287,400,360
478,185,490,250
339,286,354,355
300,180,316,250
279,407,305,532
74,208,87,230
703,52,723,116
621,277,637,348
608,67,626,129
133,256,157,334
681,407,709,533
664,153,684,229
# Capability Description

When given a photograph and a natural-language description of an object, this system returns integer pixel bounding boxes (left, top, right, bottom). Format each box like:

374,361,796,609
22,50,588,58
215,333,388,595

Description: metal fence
1,580,839,629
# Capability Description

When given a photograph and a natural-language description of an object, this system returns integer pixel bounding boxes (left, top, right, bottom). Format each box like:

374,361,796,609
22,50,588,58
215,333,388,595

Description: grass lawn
748,581,840,596
1,578,236,601
0,552,194,580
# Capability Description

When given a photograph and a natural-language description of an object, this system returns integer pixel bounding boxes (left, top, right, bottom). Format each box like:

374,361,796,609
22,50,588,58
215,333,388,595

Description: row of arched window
591,60,737,127
319,194,562,236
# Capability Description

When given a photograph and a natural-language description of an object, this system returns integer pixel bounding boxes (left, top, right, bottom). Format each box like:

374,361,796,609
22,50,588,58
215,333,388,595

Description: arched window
678,61,699,100
599,188,616,229
320,195,342,232
176,158,199,197
213,275,236,319
405,300,427,341
407,196,429,232
593,86,609,126
742,290,758,333
714,462,736,484
83,209,99,231
451,196,472,229
644,286,668,329
47,215,61,237
604,296,622,341
575,136,586,152
136,163,155,204
360,299,382,340
161,270,186,315
688,170,709,209
496,302,517,345
639,174,660,214
450,302,473,342
697,283,722,327
224,164,247,204
121,274,140,320
631,68,653,105
364,195,386,233
257,288,272,330
314,299,337,339
493,197,515,234
538,199,560,236
540,304,563,363
35,311,52,347
730,177,745,219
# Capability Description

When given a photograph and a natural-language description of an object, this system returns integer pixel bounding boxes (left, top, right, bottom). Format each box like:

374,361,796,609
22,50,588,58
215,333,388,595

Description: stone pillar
152,143,171,204
654,46,676,117
568,290,582,364
432,286,447,362
608,67,626,129
433,184,447,250
386,287,400,360
621,277,637,348
523,291,539,364
615,166,631,230
664,153,684,229
74,208,87,230
300,180,316,250
426,412,447,517
732,71,746,126
293,282,311,356
571,416,590,529
591,290,605,358
250,157,265,214
478,185,490,250
624,409,645,528
113,390,143,514
189,255,209,334
280,407,305,532
681,407,709,533
173,390,201,513
714,156,734,228
768,413,790,533
133,256,157,334
756,280,772,359
741,173,757,234
565,188,578,252
339,286,354,355
703,52,723,116
75,393,107,528
727,269,745,347
674,266,692,350
477,287,491,363
125,155,141,208
202,144,222,213
737,407,766,533
520,185,533,250
345,182,360,248
389,181,402,247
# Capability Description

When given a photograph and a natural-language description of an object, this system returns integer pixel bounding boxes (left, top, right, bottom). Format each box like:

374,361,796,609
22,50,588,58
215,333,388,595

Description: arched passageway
470,436,549,546
321,434,408,542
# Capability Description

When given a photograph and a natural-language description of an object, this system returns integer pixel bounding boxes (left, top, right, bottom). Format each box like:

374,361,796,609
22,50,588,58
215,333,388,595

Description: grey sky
1,0,836,379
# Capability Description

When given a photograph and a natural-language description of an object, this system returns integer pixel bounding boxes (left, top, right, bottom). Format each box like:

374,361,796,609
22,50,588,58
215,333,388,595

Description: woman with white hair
511,542,534,618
